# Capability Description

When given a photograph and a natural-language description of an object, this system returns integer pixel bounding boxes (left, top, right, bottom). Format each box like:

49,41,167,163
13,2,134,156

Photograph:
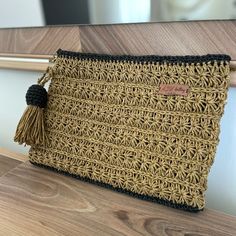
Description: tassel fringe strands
14,80,49,146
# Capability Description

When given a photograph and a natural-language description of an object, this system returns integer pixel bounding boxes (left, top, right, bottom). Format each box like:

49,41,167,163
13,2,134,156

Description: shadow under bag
14,49,231,212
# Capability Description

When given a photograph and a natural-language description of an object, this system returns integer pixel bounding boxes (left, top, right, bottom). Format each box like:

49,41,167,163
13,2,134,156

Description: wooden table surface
0,153,236,236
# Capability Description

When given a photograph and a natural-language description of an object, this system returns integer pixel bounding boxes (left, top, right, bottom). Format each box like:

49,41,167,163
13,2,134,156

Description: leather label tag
158,84,189,96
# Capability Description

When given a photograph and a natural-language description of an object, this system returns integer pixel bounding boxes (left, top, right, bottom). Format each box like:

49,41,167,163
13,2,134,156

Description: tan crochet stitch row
29,50,231,211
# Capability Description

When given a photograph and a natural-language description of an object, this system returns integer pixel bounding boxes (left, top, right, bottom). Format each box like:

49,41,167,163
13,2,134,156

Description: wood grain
0,155,21,177
0,148,27,162
0,26,81,55
0,161,235,236
79,21,236,58
0,21,235,59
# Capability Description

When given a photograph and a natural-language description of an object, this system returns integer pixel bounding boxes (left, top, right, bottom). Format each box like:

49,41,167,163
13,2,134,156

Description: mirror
0,0,236,28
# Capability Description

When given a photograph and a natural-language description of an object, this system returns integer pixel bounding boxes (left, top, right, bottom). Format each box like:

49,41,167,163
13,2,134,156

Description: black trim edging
57,49,231,64
30,160,202,213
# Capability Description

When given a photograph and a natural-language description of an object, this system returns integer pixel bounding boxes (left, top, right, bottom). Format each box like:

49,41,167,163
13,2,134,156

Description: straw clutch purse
15,49,231,212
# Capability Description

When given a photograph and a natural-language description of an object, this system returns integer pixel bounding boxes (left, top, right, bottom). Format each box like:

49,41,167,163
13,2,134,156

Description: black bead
26,84,48,108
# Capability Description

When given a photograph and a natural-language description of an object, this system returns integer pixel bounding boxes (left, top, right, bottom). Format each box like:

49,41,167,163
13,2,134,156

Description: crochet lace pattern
29,49,231,212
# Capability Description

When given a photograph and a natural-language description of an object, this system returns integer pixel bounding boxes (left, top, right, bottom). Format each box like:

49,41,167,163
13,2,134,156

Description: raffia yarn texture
29,49,231,211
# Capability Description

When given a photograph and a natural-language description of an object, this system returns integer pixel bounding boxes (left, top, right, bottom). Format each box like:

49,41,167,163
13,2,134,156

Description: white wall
151,0,236,22
89,0,151,24
206,88,236,215
0,69,41,154
0,0,44,28
0,68,235,215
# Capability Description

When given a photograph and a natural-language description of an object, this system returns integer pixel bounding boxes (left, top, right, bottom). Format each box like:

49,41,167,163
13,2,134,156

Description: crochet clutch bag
15,49,231,212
